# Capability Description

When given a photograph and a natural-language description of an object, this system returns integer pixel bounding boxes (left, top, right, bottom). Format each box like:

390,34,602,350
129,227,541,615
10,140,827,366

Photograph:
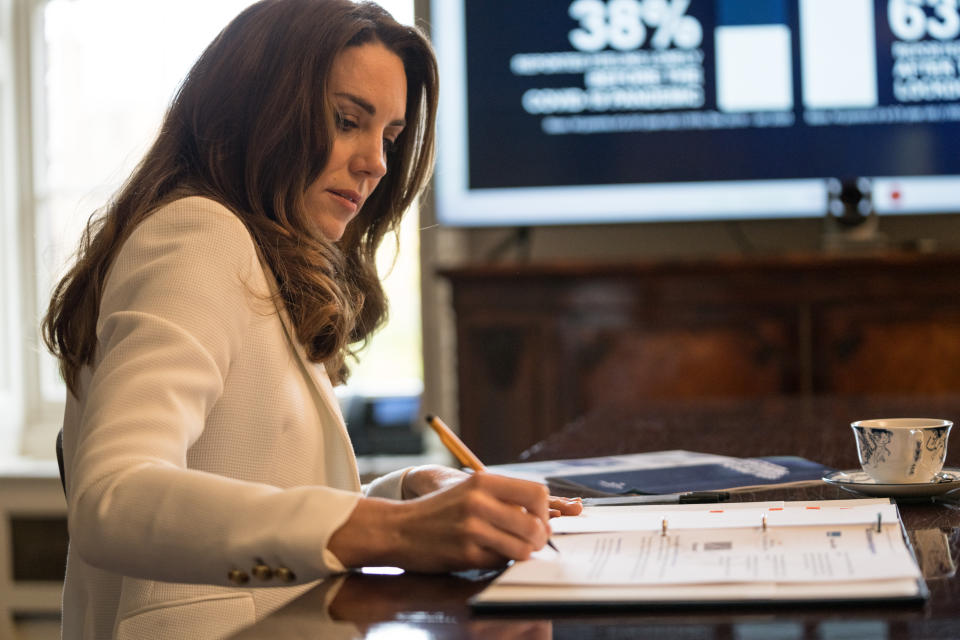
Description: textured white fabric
59,197,408,639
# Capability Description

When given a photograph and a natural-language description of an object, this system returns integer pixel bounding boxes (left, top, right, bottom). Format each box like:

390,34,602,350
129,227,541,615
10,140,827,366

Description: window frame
2,0,426,461
2,0,58,460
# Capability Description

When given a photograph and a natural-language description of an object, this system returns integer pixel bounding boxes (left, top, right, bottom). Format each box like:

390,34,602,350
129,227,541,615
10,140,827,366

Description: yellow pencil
424,414,559,553
424,414,487,472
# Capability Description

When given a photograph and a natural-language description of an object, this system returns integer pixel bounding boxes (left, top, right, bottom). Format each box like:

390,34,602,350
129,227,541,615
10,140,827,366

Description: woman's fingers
455,484,550,558
455,514,544,563
474,473,552,522
548,495,583,517
398,473,552,566
335,472,569,572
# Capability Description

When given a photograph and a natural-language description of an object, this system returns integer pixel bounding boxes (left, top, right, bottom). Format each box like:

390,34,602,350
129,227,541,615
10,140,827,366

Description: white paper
473,577,922,605
487,450,735,484
551,498,899,534
501,499,920,587
505,525,919,586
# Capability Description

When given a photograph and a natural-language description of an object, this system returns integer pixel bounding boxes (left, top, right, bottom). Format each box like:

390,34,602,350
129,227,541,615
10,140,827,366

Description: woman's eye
383,138,398,154
335,113,358,131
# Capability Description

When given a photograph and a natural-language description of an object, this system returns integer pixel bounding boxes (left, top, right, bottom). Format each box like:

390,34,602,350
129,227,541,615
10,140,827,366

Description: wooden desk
235,395,960,639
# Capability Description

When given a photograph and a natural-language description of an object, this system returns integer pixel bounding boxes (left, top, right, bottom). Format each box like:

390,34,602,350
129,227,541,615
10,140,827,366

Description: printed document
472,498,925,607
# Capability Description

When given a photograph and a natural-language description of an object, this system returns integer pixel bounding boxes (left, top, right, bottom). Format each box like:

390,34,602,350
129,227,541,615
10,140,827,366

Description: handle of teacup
912,428,938,480
913,428,925,455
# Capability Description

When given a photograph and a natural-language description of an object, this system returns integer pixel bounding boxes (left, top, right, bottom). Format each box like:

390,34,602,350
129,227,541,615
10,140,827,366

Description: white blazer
60,197,407,639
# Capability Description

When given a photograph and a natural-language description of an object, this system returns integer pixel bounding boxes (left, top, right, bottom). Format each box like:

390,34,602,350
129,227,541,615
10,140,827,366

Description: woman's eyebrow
335,92,406,127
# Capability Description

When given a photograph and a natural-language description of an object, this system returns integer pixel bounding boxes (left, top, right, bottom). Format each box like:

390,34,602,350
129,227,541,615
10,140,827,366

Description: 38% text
568,0,703,52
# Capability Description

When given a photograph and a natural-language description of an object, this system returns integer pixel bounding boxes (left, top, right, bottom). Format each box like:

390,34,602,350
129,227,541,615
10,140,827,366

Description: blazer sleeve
66,198,360,585
363,468,411,499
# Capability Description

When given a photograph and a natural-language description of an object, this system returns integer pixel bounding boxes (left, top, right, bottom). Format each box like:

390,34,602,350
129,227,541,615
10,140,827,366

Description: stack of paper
470,498,926,609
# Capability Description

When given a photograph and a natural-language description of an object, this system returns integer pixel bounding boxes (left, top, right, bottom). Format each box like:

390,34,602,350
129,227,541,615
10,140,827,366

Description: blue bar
715,0,787,26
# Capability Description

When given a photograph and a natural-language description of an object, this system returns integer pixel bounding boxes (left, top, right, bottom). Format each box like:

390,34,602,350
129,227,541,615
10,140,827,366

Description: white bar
800,0,878,108
431,0,471,220
872,176,960,213
716,25,793,112
433,175,829,225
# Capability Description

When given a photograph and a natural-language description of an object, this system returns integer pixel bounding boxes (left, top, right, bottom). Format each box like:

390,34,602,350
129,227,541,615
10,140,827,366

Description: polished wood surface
236,394,960,639
441,253,960,463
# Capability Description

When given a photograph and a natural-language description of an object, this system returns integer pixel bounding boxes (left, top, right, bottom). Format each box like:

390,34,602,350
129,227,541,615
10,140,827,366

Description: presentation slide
433,0,960,225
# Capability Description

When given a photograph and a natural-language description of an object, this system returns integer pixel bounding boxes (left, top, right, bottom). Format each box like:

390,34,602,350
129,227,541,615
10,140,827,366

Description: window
0,0,26,459
3,0,420,459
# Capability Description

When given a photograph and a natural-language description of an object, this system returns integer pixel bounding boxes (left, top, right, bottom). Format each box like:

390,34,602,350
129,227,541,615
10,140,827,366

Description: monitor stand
821,177,888,253
822,209,888,252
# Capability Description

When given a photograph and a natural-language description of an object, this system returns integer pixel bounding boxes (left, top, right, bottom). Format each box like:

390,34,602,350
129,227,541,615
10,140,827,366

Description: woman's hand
401,464,584,518
400,464,471,499
549,494,583,518
330,472,557,572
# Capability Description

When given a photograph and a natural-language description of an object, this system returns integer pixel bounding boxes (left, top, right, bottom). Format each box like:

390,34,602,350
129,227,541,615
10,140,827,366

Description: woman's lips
328,189,361,212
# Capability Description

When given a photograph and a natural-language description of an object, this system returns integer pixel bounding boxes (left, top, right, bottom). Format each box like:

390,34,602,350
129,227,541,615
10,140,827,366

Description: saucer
823,468,960,498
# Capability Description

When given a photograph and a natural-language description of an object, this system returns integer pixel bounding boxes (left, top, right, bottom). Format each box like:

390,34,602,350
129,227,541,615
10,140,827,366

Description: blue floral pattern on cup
853,427,892,466
925,426,950,462
852,419,952,484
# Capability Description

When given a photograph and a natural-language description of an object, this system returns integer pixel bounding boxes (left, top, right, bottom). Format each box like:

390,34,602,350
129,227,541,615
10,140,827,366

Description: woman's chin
313,220,347,242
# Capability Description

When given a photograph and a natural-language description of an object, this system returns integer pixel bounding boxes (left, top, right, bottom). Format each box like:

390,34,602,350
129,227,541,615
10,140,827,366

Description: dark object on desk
546,455,833,497
343,394,423,456
582,491,730,506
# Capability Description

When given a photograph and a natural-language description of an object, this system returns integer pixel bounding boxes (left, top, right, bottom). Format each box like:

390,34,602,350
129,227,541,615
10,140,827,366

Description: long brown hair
42,0,438,393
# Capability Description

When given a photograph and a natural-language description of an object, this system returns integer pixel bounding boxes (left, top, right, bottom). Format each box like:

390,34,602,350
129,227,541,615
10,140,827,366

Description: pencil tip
424,414,434,424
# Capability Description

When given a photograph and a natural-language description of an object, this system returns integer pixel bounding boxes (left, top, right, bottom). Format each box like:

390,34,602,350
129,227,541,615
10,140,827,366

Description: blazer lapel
258,260,360,487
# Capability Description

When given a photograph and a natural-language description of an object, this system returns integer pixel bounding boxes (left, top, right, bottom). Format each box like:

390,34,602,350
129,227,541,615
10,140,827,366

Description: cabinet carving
441,253,960,463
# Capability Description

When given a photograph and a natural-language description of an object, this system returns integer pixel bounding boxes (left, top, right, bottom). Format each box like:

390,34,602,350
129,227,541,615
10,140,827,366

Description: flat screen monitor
431,0,960,226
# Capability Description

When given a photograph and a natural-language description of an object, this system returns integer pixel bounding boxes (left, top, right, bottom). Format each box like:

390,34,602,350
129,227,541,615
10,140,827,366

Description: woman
42,1,580,638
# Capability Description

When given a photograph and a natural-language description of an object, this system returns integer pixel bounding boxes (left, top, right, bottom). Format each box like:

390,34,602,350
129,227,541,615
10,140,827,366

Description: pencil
424,414,559,553
424,414,486,472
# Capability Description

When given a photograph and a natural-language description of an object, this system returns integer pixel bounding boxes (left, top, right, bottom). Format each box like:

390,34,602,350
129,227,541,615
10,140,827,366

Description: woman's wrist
401,464,469,499
328,496,405,568
331,467,468,568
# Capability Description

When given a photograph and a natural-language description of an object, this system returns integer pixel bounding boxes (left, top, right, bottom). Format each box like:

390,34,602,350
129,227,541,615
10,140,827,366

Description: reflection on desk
230,395,960,639
230,570,552,639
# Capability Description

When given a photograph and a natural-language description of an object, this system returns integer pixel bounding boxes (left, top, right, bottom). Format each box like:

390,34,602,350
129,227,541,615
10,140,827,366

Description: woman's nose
352,136,388,179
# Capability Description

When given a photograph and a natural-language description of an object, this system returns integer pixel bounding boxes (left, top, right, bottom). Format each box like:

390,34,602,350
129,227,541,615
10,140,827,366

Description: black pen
581,491,730,506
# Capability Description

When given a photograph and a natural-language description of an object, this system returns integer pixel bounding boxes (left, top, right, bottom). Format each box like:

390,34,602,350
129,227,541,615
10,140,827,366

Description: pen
581,491,730,507
424,414,559,553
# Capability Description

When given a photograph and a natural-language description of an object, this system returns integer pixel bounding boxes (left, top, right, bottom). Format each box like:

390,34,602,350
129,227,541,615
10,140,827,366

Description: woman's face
305,42,407,241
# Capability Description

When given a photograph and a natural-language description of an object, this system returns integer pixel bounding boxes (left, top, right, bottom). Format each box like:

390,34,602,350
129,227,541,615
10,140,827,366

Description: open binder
470,498,928,610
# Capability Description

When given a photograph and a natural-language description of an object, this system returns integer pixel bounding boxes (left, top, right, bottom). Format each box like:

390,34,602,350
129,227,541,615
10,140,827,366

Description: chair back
56,429,66,496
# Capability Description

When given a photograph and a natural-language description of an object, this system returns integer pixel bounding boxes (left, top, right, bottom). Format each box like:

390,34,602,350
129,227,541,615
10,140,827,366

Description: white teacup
851,418,952,484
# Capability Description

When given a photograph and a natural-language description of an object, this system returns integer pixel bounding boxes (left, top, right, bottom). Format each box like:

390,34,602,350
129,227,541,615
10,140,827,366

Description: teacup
851,418,952,484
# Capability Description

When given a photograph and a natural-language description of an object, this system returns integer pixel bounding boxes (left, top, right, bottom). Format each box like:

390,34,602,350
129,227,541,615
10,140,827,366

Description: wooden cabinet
440,252,960,463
